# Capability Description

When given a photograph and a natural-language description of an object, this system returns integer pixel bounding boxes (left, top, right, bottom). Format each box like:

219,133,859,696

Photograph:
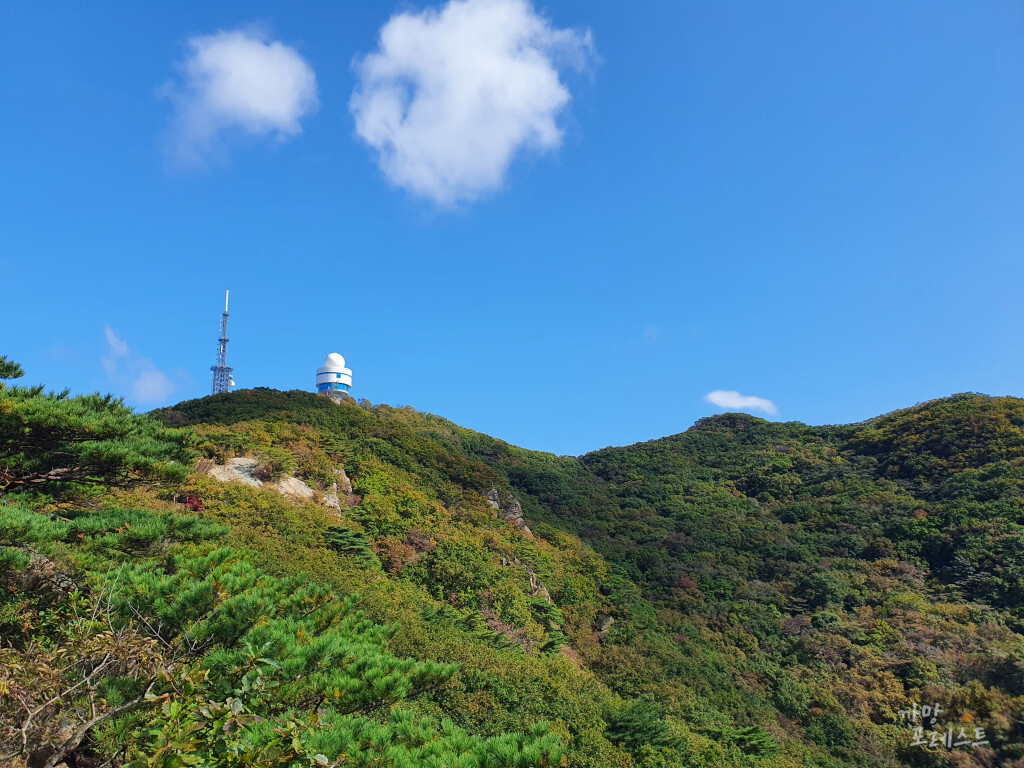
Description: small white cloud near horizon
163,27,319,169
704,390,778,416
350,0,594,206
102,326,176,404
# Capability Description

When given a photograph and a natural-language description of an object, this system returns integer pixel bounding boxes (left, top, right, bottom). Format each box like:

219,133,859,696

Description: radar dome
316,352,353,399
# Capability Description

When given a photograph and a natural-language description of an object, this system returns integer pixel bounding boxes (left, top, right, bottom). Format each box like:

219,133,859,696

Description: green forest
4,356,1024,767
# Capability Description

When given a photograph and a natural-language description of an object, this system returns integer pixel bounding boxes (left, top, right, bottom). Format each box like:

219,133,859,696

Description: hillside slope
154,388,1024,767
5,380,1024,768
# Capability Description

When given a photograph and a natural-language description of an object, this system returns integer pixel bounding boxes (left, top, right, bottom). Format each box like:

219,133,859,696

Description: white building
316,353,352,399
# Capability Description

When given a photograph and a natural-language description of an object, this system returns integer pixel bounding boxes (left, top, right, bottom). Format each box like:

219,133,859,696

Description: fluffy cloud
164,28,319,168
350,0,593,205
102,326,176,404
704,390,778,416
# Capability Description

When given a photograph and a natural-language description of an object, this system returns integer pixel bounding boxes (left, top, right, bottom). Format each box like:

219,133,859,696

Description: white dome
323,353,346,369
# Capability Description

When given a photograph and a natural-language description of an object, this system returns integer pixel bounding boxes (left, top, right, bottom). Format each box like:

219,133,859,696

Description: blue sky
3,1,1024,455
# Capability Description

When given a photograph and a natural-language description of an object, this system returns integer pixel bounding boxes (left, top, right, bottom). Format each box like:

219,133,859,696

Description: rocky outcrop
200,458,358,512
529,571,551,603
323,487,342,512
201,458,316,503
324,468,358,511
335,467,353,495
207,458,262,488
486,488,533,538
499,554,551,603
275,475,315,501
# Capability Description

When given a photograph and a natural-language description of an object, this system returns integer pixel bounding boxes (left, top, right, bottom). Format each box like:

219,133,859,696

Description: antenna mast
211,290,234,395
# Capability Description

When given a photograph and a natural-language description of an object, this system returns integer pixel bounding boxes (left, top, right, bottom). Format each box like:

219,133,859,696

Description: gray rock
486,487,527,527
335,467,353,495
273,475,315,501
208,457,262,488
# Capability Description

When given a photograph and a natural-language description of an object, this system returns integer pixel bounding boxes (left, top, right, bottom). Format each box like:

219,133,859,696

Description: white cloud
102,326,176,405
704,390,778,416
350,0,593,206
104,326,129,358
164,27,319,168
131,368,176,403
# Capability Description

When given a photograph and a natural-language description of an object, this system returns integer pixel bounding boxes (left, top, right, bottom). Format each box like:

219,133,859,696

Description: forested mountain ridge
4,372,1024,767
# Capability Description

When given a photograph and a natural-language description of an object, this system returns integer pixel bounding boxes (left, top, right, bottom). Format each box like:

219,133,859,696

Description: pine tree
604,699,673,750
0,505,565,768
324,525,377,565
0,356,23,382
0,372,194,496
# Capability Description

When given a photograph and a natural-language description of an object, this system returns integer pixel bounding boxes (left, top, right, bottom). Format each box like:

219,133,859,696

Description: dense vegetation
5,365,1024,767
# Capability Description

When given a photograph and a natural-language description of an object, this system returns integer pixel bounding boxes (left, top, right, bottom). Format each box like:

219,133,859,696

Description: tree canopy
0,355,24,382
0,361,193,496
